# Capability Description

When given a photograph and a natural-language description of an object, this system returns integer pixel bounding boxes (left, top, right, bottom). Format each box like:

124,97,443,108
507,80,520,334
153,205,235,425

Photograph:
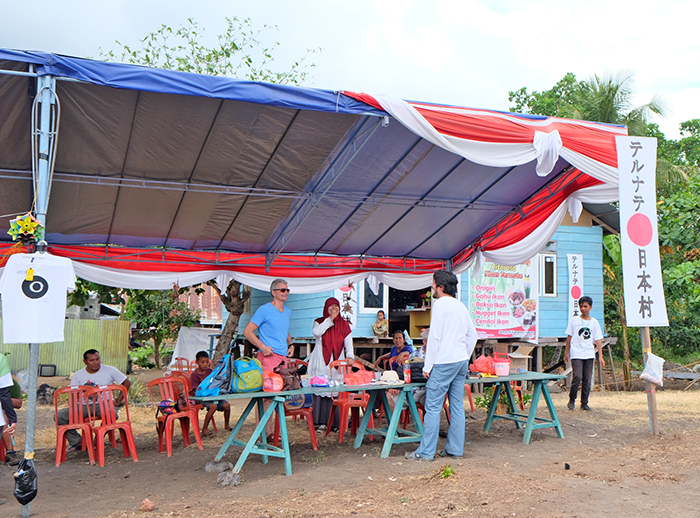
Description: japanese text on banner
615,136,668,327
567,254,584,319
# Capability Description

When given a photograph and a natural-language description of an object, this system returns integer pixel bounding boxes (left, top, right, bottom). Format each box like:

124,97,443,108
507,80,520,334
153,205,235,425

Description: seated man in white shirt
57,349,132,452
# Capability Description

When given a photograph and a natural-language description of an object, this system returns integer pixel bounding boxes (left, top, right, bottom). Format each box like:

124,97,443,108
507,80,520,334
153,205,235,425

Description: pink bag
471,355,495,375
263,370,284,392
344,370,374,385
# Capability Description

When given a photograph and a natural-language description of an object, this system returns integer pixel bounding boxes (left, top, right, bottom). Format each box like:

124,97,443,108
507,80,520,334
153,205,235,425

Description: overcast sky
2,0,697,139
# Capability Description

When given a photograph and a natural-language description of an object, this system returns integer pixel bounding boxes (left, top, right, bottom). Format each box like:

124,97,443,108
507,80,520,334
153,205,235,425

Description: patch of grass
127,376,148,404
302,450,325,463
440,464,456,478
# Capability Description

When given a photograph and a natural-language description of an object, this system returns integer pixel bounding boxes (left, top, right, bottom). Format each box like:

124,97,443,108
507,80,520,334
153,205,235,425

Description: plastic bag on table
14,458,38,505
470,355,495,375
17,369,30,393
263,370,284,392
639,352,665,386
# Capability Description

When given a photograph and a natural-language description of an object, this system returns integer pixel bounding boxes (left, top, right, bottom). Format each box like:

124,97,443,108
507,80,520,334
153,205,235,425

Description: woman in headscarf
308,297,355,429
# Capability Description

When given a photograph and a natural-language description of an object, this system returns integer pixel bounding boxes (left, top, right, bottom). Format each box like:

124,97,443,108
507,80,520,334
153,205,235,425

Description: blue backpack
195,354,234,397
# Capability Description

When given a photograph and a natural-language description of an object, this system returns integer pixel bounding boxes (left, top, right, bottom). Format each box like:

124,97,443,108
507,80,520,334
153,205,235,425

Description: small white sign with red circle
567,254,584,319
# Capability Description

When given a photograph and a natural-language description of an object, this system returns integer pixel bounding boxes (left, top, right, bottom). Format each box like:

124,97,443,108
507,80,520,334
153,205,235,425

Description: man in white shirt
57,349,132,451
406,270,478,462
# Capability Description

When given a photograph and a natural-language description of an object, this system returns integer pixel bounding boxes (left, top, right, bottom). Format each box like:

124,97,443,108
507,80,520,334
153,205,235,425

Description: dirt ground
1,372,699,518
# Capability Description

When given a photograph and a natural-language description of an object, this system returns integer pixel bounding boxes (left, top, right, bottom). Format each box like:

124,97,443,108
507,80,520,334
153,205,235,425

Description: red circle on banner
627,213,653,247
571,286,582,299
339,285,352,293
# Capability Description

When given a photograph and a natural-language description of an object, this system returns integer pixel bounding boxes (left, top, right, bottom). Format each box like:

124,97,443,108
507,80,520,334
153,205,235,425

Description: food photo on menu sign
469,260,539,341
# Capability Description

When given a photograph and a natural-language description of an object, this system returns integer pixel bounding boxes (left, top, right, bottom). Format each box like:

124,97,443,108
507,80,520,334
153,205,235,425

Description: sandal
201,430,214,438
66,445,81,453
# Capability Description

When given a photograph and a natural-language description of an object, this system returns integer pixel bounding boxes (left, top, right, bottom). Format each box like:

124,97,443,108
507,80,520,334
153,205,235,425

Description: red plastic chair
169,356,192,377
283,359,308,423
511,380,525,411
271,359,315,448
273,404,318,451
148,376,204,456
189,358,213,372
326,360,374,443
54,386,96,466
286,358,308,370
84,385,138,467
382,383,475,430
172,357,191,370
171,371,219,434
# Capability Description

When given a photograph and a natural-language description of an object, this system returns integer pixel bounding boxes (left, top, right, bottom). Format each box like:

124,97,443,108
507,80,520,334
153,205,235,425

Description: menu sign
470,259,539,342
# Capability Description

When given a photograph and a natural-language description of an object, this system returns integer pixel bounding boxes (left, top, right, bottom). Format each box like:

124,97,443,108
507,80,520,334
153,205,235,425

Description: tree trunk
619,292,632,390
209,279,250,362
154,334,162,370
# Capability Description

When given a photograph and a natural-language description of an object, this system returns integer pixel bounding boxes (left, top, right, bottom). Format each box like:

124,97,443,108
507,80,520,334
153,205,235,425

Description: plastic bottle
403,360,411,383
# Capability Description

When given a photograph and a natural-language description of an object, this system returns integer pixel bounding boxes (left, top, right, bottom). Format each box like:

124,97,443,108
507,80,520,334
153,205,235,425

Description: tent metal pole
33,74,58,223
21,343,40,518
22,74,57,518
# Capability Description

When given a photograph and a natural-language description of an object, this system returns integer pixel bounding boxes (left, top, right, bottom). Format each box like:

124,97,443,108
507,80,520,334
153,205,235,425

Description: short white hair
270,278,288,292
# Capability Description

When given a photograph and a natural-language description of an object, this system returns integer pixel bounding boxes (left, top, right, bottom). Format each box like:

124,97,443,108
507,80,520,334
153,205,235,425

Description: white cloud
1,0,698,139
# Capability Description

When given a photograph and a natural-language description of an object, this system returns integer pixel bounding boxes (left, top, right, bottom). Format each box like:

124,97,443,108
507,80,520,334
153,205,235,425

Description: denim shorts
194,400,226,412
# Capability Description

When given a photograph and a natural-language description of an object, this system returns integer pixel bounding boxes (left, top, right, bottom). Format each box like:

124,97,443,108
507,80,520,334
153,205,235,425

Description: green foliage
67,279,127,310
510,71,666,135
509,73,582,118
125,290,199,368
301,450,325,463
658,173,700,305
440,464,456,478
126,375,148,403
474,385,529,412
678,119,700,167
130,343,175,369
100,16,319,85
652,172,700,357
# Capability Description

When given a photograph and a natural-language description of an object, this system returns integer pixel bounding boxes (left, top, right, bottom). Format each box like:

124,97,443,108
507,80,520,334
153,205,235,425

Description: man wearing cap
405,270,477,461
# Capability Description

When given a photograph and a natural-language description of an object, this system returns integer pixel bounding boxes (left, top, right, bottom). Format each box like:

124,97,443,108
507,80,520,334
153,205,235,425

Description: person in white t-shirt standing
57,349,132,451
405,270,478,462
564,296,606,411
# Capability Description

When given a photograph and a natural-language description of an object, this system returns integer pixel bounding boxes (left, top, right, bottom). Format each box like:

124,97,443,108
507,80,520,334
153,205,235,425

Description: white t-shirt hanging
0,253,76,344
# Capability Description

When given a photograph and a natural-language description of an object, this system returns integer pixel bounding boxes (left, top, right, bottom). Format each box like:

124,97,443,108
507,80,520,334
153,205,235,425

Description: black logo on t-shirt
578,327,591,340
22,276,49,299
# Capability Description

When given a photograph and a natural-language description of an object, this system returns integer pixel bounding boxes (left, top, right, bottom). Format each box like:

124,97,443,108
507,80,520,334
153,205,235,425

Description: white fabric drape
68,261,433,293
373,95,624,184
475,183,618,268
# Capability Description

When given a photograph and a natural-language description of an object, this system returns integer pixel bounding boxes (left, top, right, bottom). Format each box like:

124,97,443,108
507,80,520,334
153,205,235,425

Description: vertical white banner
567,254,584,318
335,283,358,329
616,136,668,327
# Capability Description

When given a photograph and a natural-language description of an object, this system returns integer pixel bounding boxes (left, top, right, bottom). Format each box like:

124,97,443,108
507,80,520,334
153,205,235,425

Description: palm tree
574,72,687,194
